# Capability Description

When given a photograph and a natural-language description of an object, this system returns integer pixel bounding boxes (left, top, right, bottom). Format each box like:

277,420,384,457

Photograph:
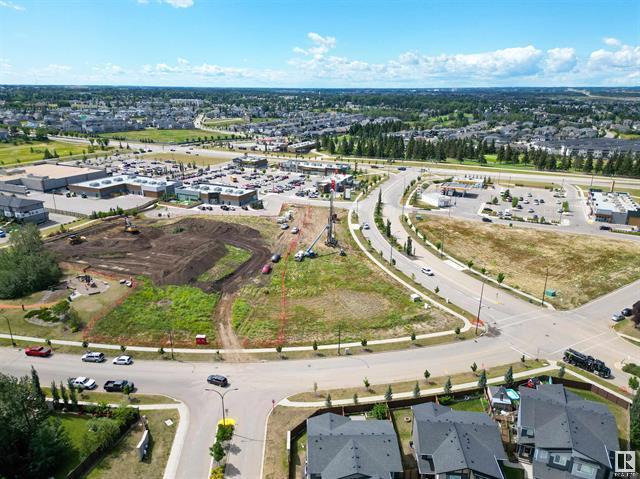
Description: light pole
541,267,549,306
475,280,485,336
2,313,15,347
205,387,238,426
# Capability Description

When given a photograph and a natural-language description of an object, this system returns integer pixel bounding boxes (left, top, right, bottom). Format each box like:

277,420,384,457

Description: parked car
622,308,633,317
481,217,492,223
421,267,434,276
291,227,299,234
113,355,133,365
220,205,230,211
599,225,611,231
207,375,229,387
0,230,6,238
280,223,289,230
271,253,281,263
611,312,625,322
25,346,52,357
103,379,134,392
81,352,106,363
528,208,535,213
71,376,97,390
261,264,272,274
362,223,370,230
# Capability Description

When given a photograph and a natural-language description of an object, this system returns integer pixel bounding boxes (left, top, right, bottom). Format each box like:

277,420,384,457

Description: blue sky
0,0,638,87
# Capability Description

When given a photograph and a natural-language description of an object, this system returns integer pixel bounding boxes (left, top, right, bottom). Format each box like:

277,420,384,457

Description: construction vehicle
124,217,140,234
67,234,86,245
563,348,611,378
295,189,339,262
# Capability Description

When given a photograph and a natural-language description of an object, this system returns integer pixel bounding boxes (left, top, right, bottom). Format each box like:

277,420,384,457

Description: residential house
0,194,48,224
306,412,403,479
516,384,618,479
411,402,508,479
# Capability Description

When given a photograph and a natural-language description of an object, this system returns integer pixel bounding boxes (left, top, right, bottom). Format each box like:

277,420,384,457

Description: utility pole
168,328,174,360
475,280,485,336
541,267,549,306
3,314,15,347
337,325,341,356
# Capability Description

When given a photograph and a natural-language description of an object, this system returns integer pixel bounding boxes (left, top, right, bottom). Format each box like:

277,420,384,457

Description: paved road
2,163,640,478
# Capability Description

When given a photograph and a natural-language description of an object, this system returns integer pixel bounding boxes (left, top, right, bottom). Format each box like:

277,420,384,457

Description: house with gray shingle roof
0,194,48,224
516,384,618,479
305,412,403,479
411,402,507,479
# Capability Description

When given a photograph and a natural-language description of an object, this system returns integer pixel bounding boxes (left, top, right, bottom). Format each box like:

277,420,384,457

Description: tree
312,340,318,352
471,362,478,373
363,377,370,390
325,393,332,407
631,387,640,450
69,384,78,410
443,377,452,394
629,375,639,391
413,381,421,398
496,272,505,284
384,385,393,401
0,224,62,299
353,392,358,404
558,365,566,378
385,219,391,237
361,338,368,348
59,382,69,406
30,366,45,403
455,327,461,336
504,366,514,387
478,369,487,388
50,380,60,405
120,345,127,353
370,403,387,420
424,369,431,383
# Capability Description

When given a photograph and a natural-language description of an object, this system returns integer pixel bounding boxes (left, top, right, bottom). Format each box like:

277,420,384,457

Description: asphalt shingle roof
412,403,507,479
517,384,618,468
0,194,43,210
306,413,403,479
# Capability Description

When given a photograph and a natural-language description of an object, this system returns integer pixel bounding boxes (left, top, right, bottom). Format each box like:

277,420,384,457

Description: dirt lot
48,217,271,294
412,213,640,309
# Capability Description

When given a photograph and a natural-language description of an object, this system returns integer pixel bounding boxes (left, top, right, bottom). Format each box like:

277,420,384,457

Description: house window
551,454,569,467
535,449,548,461
572,462,597,479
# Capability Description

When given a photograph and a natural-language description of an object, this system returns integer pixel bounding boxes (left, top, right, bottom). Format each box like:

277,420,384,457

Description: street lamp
205,387,238,425
475,280,486,336
2,313,15,347
541,267,550,307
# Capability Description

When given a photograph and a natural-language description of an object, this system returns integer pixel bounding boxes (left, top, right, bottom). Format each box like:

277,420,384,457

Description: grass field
99,129,235,143
54,413,92,478
86,409,179,479
0,140,96,166
41,387,178,405
614,318,640,342
198,244,251,282
203,118,246,127
412,214,640,309
90,278,219,344
231,209,457,345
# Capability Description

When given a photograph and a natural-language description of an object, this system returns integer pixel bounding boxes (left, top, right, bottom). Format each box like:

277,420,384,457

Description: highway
2,149,640,478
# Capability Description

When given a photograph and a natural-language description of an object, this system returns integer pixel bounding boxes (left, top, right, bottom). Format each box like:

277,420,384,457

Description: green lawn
203,118,246,127
86,409,179,479
99,129,236,143
197,244,252,282
502,466,525,479
90,278,219,344
0,140,97,166
391,408,417,470
450,396,487,412
54,413,92,478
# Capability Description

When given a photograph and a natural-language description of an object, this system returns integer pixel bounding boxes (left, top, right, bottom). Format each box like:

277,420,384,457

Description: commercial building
516,384,618,479
587,191,640,226
0,194,48,224
280,159,350,176
412,403,508,479
305,413,403,479
69,175,178,199
287,140,316,153
175,182,258,206
439,176,484,197
232,155,268,169
0,162,107,193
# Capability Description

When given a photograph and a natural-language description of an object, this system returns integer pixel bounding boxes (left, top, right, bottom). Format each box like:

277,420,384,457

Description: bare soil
47,217,271,295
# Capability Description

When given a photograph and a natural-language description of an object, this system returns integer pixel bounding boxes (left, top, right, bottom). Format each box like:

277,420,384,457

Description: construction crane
123,217,140,234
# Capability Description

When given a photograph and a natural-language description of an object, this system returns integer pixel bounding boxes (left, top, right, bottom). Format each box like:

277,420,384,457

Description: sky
0,0,639,88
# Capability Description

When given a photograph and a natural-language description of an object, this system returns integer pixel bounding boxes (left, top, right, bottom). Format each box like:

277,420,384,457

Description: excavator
124,217,140,234
67,234,86,245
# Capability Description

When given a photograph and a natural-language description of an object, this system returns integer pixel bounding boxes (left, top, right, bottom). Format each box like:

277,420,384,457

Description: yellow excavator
124,217,140,234
67,234,86,245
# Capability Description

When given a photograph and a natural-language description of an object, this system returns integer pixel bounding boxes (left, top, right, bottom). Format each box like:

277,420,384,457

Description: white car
71,376,97,390
291,226,299,234
362,223,370,230
611,313,625,322
280,223,289,230
113,355,133,365
421,267,434,276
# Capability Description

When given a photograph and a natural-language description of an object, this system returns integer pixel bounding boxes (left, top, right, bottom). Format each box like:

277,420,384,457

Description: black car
482,217,492,223
622,308,633,317
103,379,134,392
271,253,281,263
207,375,228,387
220,205,230,211
599,225,611,231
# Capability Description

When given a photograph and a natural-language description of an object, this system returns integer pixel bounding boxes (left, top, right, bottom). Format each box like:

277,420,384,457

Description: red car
261,264,272,274
25,346,52,357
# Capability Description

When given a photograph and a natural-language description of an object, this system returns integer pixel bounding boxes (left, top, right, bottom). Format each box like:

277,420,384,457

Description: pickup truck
103,379,134,392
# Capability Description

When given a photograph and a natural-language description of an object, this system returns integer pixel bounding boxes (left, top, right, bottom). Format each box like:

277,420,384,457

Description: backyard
411,214,640,308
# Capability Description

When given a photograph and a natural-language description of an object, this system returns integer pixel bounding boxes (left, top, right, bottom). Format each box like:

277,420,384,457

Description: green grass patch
0,140,96,166
90,278,218,344
99,129,235,143
412,213,640,309
450,396,487,412
53,413,92,478
197,244,251,282
622,363,640,377
502,466,525,479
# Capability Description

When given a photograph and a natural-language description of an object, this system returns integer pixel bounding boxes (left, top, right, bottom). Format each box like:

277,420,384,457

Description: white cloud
0,58,12,70
177,57,190,65
588,42,640,72
294,32,337,58
603,37,622,47
92,63,125,75
161,0,194,8
544,47,577,73
0,1,25,11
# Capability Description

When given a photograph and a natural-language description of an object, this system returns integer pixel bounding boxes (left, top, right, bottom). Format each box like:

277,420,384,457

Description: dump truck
563,348,611,378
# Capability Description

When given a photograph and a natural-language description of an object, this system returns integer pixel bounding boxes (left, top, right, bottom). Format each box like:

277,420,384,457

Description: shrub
370,403,387,420
216,424,234,442
210,441,225,462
